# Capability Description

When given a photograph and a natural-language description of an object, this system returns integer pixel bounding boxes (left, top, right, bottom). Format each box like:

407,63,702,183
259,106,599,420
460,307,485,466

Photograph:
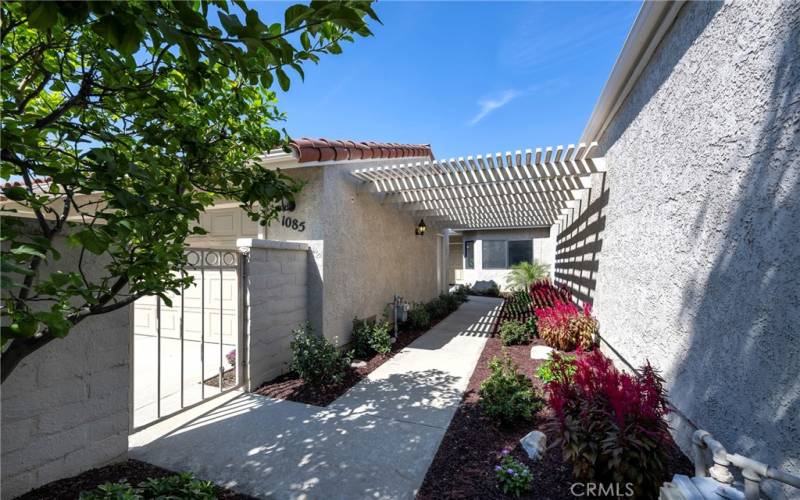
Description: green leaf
2,187,29,201
34,310,71,338
9,245,47,259
276,68,290,91
284,4,312,29
69,230,109,255
26,2,59,31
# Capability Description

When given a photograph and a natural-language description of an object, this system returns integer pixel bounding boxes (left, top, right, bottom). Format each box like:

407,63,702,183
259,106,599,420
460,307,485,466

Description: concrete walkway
130,296,502,500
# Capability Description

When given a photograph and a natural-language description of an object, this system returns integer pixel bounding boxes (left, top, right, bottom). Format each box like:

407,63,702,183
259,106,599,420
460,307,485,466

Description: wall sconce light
415,219,427,236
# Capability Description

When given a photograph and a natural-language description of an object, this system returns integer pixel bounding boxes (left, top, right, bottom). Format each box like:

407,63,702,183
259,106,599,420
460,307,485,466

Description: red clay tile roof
289,138,433,163
0,177,52,201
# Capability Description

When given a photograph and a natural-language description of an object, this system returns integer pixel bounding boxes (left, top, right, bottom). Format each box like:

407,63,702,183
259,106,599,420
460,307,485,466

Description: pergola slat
350,142,601,229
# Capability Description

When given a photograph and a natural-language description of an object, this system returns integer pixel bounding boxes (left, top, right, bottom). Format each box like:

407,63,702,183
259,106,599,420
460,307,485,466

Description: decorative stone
520,430,547,461
471,280,498,293
350,360,367,369
530,345,555,360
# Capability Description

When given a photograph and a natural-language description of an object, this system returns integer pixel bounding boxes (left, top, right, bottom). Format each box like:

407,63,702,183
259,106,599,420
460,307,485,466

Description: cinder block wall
1,274,129,498
557,0,800,480
239,239,308,388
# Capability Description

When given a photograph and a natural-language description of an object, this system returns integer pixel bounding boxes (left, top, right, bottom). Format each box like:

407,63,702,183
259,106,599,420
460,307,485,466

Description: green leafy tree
0,0,379,381
506,260,549,291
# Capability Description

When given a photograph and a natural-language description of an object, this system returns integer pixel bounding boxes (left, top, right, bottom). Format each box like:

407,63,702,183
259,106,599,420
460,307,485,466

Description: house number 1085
281,215,306,232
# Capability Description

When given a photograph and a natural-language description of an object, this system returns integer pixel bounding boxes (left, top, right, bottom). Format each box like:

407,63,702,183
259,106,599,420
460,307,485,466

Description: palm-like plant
507,261,549,291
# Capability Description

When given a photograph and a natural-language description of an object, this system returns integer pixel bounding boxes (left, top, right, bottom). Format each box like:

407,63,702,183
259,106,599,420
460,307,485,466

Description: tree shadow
669,5,800,476
130,369,464,499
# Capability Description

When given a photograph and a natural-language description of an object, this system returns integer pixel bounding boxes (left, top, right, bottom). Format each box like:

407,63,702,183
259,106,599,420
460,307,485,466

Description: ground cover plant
479,354,543,425
495,449,533,497
498,319,530,346
17,460,252,500
546,350,672,498
535,351,576,384
290,323,350,388
0,0,378,382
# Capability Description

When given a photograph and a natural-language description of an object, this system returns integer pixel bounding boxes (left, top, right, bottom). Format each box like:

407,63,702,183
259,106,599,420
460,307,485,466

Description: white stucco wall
239,239,308,387
319,163,439,344
558,1,799,479
1,231,130,499
458,227,555,290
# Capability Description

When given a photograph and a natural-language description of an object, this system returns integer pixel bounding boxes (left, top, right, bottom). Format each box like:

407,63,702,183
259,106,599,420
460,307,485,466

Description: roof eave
580,0,686,144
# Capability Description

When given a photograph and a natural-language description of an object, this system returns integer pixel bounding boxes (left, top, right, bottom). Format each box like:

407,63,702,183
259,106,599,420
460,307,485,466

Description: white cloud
467,89,521,126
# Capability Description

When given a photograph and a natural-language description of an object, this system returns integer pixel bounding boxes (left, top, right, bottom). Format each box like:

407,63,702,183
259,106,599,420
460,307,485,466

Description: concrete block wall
1,309,130,499
238,239,308,389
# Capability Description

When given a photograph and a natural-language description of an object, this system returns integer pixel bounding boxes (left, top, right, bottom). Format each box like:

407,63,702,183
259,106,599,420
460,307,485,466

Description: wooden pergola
351,143,605,229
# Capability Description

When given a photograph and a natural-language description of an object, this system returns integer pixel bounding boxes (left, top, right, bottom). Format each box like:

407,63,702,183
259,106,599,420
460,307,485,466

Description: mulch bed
204,368,237,388
417,337,694,500
15,459,255,500
253,317,448,407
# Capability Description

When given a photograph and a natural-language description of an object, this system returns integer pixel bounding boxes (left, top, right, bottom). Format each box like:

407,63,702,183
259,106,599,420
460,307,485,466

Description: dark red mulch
417,337,694,500
203,368,237,388
253,317,448,407
14,459,254,500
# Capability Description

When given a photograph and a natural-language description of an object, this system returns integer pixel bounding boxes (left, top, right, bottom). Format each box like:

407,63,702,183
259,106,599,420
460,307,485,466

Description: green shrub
525,316,538,338
479,355,543,425
407,304,431,331
291,323,350,388
498,320,530,346
425,297,448,321
495,451,533,497
452,285,470,303
438,292,460,314
352,318,392,358
536,351,576,384
79,472,215,500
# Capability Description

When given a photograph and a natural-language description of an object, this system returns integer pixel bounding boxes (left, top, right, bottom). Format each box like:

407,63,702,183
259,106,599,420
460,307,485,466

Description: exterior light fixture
415,219,427,236
280,197,296,212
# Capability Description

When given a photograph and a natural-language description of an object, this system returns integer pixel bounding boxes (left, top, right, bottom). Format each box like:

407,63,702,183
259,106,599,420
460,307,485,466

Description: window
482,240,506,269
508,240,533,266
464,241,475,269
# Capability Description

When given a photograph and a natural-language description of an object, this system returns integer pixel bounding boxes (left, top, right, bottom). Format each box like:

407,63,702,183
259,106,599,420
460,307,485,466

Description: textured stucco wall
459,227,555,290
562,1,799,478
239,240,308,388
319,163,440,344
1,231,130,499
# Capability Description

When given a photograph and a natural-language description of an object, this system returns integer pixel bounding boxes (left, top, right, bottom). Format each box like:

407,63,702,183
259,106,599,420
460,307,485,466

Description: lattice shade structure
351,143,605,229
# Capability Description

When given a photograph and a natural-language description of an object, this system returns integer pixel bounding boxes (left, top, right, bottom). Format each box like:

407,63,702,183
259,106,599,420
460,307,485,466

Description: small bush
546,350,671,498
352,318,392,358
536,351,576,384
438,292,460,314
80,472,215,499
495,450,533,497
425,297,448,321
536,302,597,351
451,285,470,303
479,355,543,424
291,323,350,388
525,316,538,338
498,320,530,346
407,304,431,331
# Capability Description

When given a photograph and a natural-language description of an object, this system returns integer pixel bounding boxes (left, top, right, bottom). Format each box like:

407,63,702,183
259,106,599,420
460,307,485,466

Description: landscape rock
350,360,367,369
471,280,498,293
530,345,555,360
520,430,547,461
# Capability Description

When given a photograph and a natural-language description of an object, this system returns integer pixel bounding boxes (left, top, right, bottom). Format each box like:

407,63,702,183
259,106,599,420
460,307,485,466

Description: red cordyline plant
535,302,597,351
529,280,572,309
546,350,671,498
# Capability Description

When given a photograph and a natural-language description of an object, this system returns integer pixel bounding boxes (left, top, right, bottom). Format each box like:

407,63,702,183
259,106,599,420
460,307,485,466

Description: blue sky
259,1,641,160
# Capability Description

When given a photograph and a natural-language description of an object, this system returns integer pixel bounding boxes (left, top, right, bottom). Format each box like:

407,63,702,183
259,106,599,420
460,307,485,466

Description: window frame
464,240,475,269
481,239,508,270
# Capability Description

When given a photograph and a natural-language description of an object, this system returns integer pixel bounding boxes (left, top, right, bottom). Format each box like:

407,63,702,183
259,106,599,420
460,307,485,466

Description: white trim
235,238,309,251
580,0,686,144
